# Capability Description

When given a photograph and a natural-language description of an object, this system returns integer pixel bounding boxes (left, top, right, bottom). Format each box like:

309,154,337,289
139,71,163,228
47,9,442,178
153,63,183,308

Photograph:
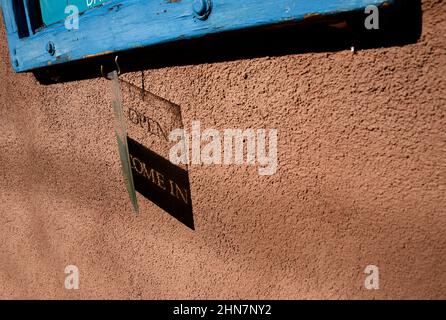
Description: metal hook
101,55,121,80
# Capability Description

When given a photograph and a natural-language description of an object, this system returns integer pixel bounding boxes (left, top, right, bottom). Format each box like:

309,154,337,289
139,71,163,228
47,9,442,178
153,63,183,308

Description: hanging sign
110,71,139,214
120,78,194,229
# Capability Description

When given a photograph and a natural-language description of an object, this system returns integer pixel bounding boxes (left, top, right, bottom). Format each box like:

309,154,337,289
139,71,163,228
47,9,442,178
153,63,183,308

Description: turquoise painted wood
1,0,394,72
39,0,111,26
39,0,68,26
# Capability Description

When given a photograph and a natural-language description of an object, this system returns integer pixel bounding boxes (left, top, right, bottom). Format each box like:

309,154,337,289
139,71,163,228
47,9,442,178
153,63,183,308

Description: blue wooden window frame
1,0,394,72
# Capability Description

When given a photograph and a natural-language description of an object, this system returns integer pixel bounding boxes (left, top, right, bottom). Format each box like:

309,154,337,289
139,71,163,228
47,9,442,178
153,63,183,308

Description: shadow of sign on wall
128,137,194,229
121,79,194,230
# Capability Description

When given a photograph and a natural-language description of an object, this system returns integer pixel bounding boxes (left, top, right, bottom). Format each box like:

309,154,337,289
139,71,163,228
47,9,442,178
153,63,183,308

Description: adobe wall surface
0,0,444,299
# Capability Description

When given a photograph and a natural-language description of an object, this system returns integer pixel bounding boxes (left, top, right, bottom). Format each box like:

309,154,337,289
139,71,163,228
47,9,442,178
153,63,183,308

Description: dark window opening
12,0,44,38
12,0,29,38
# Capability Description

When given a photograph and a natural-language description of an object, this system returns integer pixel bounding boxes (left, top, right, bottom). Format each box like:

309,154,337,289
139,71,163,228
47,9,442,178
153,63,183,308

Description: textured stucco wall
0,0,445,299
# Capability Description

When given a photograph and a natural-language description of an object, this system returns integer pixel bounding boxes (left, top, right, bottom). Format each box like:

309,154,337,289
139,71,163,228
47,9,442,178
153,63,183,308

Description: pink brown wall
0,0,445,299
